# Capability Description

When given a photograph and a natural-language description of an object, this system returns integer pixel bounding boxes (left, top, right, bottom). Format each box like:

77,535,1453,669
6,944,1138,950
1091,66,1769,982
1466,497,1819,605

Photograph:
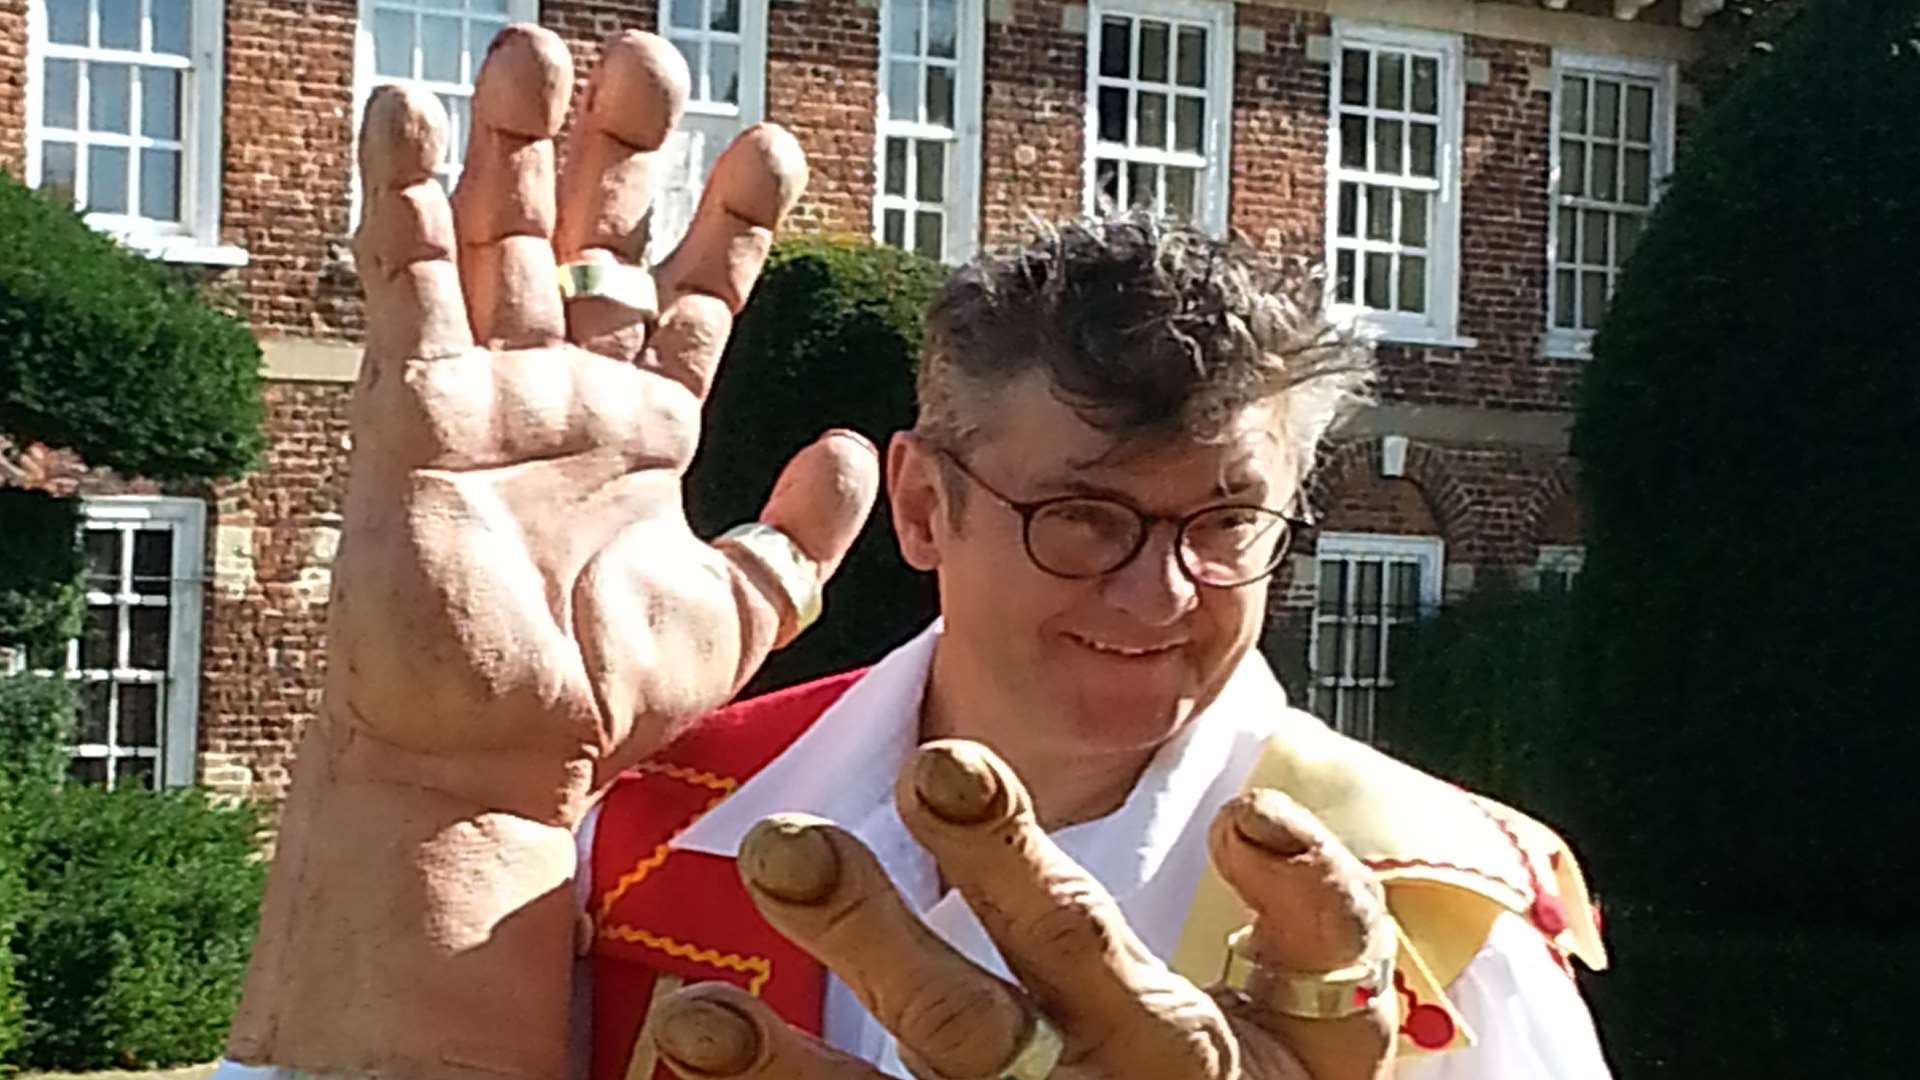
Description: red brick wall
766,0,877,236
978,0,1083,241
0,0,25,177
1228,6,1329,254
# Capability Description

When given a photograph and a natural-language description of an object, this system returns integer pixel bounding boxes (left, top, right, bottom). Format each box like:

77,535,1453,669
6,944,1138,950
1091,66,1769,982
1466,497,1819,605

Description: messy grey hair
915,213,1374,508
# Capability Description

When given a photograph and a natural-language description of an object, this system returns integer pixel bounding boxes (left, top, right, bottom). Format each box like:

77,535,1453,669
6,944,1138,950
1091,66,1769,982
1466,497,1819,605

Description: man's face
890,373,1297,765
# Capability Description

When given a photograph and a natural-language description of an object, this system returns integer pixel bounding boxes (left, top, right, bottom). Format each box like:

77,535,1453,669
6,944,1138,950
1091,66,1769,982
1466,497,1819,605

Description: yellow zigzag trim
600,925,772,995
594,762,741,922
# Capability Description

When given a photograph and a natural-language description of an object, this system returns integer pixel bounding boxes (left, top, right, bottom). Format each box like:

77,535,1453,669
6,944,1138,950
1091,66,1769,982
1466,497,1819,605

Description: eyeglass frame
930,446,1311,589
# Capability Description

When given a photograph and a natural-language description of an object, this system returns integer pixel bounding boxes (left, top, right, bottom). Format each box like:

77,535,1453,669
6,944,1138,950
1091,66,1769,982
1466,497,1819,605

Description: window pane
1553,269,1577,328
132,530,172,588
915,139,945,201
421,15,461,82
1139,21,1169,82
1097,87,1127,143
1411,56,1438,114
82,605,116,670
883,136,908,196
1095,157,1120,206
1173,96,1203,153
926,64,954,127
1340,49,1369,105
887,0,918,53
1336,181,1357,237
1318,560,1346,612
1136,92,1167,149
1591,144,1617,201
1364,185,1391,240
1561,140,1585,197
710,0,740,33
1099,17,1130,78
71,758,108,787
1363,252,1390,308
118,755,156,791
1554,206,1576,263
1339,115,1366,168
1376,52,1405,111
1561,76,1587,134
121,682,159,747
142,67,181,139
100,0,138,49
153,0,191,55
1626,84,1654,143
1127,161,1157,210
139,148,181,221
48,0,87,45
1616,214,1643,264
1401,189,1427,247
882,206,905,245
1580,271,1608,330
86,531,119,588
1315,623,1341,674
88,145,129,212
40,141,78,199
1357,560,1383,613
1582,208,1609,264
671,0,702,30
1374,118,1402,174
914,210,943,258
44,59,79,129
1392,562,1420,614
374,8,414,78
1165,166,1196,221
1334,249,1355,303
1176,26,1206,88
91,63,133,133
469,19,507,81
1398,255,1426,314
1623,148,1651,205
130,606,169,669
710,43,740,104
1409,122,1436,178
888,59,917,120
1357,621,1381,677
929,0,957,59
1594,80,1620,139
79,681,111,742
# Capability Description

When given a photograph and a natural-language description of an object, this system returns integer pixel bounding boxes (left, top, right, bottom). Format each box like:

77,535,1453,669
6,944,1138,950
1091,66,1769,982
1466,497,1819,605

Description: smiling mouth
1069,634,1182,659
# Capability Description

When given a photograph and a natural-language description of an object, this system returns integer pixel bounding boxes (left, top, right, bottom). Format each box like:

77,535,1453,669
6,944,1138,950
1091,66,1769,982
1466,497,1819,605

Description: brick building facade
0,0,1718,801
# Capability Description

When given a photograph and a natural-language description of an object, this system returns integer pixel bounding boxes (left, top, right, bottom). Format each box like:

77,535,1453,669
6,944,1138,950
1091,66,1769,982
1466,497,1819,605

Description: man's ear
887,433,944,572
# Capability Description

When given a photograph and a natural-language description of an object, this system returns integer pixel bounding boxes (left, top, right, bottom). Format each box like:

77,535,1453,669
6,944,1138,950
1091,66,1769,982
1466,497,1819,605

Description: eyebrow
1027,469,1270,506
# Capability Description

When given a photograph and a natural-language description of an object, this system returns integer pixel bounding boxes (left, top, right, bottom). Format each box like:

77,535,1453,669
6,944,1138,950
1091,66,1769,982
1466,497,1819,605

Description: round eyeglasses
935,448,1306,588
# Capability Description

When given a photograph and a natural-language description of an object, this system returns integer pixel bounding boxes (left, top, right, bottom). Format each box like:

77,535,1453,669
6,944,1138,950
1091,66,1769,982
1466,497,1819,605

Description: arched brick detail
1304,438,1469,546
1518,458,1584,558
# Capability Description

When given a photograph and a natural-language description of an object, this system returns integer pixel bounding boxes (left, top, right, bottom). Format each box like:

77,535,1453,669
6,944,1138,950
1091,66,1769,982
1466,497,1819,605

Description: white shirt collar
673,620,1285,905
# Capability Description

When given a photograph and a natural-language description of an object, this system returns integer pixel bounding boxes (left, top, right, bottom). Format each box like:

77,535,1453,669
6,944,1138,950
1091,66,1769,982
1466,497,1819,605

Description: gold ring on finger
558,260,659,322
998,1012,1064,1080
715,522,824,635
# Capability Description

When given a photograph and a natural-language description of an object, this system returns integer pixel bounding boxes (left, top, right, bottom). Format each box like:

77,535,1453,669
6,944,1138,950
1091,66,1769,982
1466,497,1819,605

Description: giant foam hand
223,25,876,1080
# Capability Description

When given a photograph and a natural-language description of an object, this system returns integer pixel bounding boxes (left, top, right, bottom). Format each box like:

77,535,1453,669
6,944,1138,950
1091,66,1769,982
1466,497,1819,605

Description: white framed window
1308,532,1444,741
1083,0,1234,234
874,0,983,263
27,498,207,791
1324,21,1464,346
1534,544,1585,595
23,0,242,265
356,0,535,196
650,0,769,260
1545,51,1675,358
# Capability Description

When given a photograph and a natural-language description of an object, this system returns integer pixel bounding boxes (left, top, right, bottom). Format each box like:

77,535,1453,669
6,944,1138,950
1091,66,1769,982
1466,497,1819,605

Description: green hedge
687,235,948,692
0,173,263,481
0,490,85,667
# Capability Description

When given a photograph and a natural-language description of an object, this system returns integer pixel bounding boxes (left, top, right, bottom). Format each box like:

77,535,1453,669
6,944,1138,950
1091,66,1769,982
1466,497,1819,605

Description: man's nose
1101,525,1198,625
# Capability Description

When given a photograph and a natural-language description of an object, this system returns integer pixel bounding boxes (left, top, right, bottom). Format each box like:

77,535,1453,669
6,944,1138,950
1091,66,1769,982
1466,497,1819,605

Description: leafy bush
1374,581,1578,825
0,173,263,481
687,235,948,691
6,783,266,1071
0,491,85,666
1568,1,1920,929
0,675,76,794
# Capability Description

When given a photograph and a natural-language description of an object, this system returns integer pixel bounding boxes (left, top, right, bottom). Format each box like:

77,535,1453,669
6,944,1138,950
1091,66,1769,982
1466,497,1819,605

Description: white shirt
664,622,1616,1080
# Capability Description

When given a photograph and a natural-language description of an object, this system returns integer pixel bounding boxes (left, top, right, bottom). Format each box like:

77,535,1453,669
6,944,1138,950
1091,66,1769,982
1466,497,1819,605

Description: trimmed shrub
0,491,85,667
1568,2,1920,929
0,675,76,793
7,783,266,1071
686,236,948,691
0,173,263,481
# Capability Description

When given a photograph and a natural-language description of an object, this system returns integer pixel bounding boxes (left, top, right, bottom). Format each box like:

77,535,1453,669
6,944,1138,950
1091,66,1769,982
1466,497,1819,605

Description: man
219,22,1609,1080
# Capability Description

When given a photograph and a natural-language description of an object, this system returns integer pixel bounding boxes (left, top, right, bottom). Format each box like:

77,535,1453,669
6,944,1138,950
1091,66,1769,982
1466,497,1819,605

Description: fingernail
1232,791,1314,858
740,814,841,904
913,741,1005,826
655,995,760,1076
823,428,878,456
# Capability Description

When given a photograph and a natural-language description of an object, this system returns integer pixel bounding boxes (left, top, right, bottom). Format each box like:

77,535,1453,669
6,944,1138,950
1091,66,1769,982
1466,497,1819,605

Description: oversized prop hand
224,25,877,1080
653,743,1397,1080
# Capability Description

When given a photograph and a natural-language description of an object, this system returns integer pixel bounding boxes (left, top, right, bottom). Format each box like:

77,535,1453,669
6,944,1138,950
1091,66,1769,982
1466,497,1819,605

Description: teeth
1078,636,1163,657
